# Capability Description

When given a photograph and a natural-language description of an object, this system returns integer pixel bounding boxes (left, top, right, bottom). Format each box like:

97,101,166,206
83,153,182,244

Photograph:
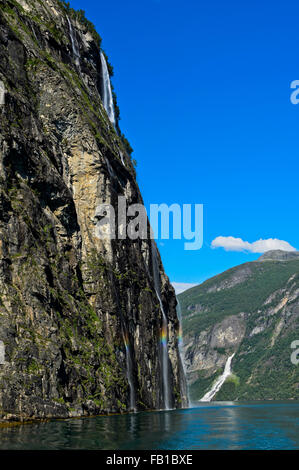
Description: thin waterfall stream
67,17,80,68
100,51,116,127
176,299,190,406
123,331,136,412
151,242,171,410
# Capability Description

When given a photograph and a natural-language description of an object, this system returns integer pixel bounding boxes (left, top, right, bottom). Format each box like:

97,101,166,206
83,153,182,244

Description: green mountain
179,251,299,401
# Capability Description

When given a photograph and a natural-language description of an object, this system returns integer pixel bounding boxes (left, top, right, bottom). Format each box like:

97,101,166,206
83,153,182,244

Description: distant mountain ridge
258,250,299,262
179,251,299,401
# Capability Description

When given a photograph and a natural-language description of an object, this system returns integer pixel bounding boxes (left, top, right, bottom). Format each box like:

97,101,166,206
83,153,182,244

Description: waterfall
67,17,80,68
0,81,5,106
151,242,171,410
200,353,235,402
123,331,136,412
176,299,190,406
119,151,125,166
0,340,5,364
105,156,116,180
100,51,116,127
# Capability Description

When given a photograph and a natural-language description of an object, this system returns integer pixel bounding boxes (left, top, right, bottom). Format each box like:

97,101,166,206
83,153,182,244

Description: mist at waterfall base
1,402,299,450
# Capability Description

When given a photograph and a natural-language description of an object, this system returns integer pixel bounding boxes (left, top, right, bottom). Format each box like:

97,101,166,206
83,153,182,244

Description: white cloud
172,282,198,295
211,236,296,254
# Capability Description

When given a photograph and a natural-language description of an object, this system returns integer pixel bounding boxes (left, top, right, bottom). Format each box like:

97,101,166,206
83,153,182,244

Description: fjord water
1,402,299,450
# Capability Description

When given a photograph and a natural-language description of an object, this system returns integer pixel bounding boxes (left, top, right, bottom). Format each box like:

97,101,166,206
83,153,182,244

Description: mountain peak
257,250,299,262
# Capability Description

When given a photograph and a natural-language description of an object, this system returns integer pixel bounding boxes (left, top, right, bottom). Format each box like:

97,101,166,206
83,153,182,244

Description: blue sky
69,0,298,289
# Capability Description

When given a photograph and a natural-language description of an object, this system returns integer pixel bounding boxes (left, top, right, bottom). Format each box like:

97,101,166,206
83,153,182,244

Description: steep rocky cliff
179,252,299,401
0,0,187,423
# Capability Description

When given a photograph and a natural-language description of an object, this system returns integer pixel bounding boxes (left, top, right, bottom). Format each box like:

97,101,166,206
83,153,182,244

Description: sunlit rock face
0,0,187,423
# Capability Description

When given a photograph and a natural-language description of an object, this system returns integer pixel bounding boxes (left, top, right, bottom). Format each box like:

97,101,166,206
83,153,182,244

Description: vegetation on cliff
0,0,186,422
179,255,299,401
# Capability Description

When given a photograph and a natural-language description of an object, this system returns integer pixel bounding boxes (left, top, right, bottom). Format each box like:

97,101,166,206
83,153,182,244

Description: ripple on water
0,402,298,450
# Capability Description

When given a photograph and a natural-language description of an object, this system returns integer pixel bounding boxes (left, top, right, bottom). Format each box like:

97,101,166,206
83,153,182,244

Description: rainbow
178,324,183,346
123,332,129,351
160,324,168,346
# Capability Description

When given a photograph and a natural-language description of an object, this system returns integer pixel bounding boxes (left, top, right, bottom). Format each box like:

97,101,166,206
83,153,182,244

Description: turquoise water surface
0,402,298,450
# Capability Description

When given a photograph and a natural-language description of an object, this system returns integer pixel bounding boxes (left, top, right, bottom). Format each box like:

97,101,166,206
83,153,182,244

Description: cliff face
0,0,187,422
179,253,299,401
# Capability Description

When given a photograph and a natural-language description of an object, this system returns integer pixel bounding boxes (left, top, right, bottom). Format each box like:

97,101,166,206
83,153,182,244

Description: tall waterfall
0,340,5,365
0,81,5,106
67,17,80,68
123,331,136,412
151,242,171,410
100,51,116,127
200,353,235,402
176,299,190,406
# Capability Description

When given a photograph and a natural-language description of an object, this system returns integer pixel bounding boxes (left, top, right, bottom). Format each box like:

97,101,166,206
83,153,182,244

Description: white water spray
67,17,80,68
100,51,116,127
151,242,171,410
200,353,235,402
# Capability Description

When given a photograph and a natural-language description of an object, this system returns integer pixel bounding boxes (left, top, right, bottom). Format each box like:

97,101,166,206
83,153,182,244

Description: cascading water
110,278,136,412
200,353,235,402
176,299,190,406
119,151,125,166
151,242,171,410
0,81,5,106
105,156,116,180
123,331,136,412
100,51,116,127
0,340,5,365
67,17,80,68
